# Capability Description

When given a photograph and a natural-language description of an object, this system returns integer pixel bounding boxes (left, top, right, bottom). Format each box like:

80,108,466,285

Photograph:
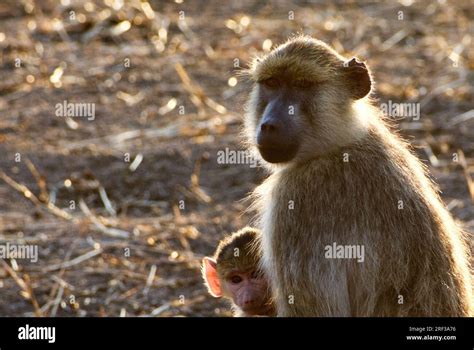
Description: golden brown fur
245,36,473,316
213,227,261,275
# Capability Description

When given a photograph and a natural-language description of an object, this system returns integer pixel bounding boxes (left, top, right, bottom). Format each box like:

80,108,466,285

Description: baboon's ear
202,257,223,297
343,57,371,99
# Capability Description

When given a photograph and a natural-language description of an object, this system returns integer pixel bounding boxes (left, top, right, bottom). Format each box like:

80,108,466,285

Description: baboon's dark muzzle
257,118,299,163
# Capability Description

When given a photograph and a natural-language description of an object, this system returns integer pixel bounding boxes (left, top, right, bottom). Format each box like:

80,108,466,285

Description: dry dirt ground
0,0,473,316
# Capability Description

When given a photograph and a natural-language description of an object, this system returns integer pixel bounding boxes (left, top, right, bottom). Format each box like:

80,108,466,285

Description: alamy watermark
55,100,95,121
0,243,38,263
381,100,420,121
325,242,365,263
217,147,260,168
18,324,55,343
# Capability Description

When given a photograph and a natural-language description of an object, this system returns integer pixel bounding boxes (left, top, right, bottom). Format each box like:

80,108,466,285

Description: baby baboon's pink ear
202,257,223,297
343,57,371,100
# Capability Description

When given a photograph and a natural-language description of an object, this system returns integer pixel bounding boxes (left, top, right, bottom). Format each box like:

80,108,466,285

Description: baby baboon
244,35,473,316
202,227,275,316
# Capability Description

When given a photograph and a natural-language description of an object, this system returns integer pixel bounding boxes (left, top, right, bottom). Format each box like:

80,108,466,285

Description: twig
149,303,171,316
99,186,117,216
448,109,474,127
143,264,157,296
177,18,214,58
79,199,130,238
50,283,64,317
380,29,408,51
50,275,75,291
129,153,144,172
62,113,238,151
420,78,464,108
62,124,182,150
175,63,227,115
0,171,74,221
24,158,49,202
1,259,43,316
190,157,211,203
45,239,79,315
43,248,103,272
423,144,440,167
118,286,140,300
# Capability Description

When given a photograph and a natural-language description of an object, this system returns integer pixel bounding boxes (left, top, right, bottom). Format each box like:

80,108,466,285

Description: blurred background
0,0,473,316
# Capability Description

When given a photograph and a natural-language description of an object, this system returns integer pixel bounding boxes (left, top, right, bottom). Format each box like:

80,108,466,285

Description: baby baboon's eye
293,79,313,89
261,78,279,89
230,275,243,284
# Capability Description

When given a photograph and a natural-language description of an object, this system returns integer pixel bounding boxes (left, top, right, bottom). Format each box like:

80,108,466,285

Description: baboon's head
202,228,273,316
245,36,373,165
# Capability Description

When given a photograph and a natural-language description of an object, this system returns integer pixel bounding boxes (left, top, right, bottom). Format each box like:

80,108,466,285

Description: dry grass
0,0,473,316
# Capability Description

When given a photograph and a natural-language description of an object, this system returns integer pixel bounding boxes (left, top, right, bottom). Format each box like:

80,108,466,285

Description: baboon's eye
261,78,279,89
230,275,243,284
293,79,313,89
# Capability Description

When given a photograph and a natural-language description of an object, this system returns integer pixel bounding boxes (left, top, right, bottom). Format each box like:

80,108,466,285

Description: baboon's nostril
260,121,277,132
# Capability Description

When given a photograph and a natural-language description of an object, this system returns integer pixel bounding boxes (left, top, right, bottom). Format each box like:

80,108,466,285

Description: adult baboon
244,36,473,316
